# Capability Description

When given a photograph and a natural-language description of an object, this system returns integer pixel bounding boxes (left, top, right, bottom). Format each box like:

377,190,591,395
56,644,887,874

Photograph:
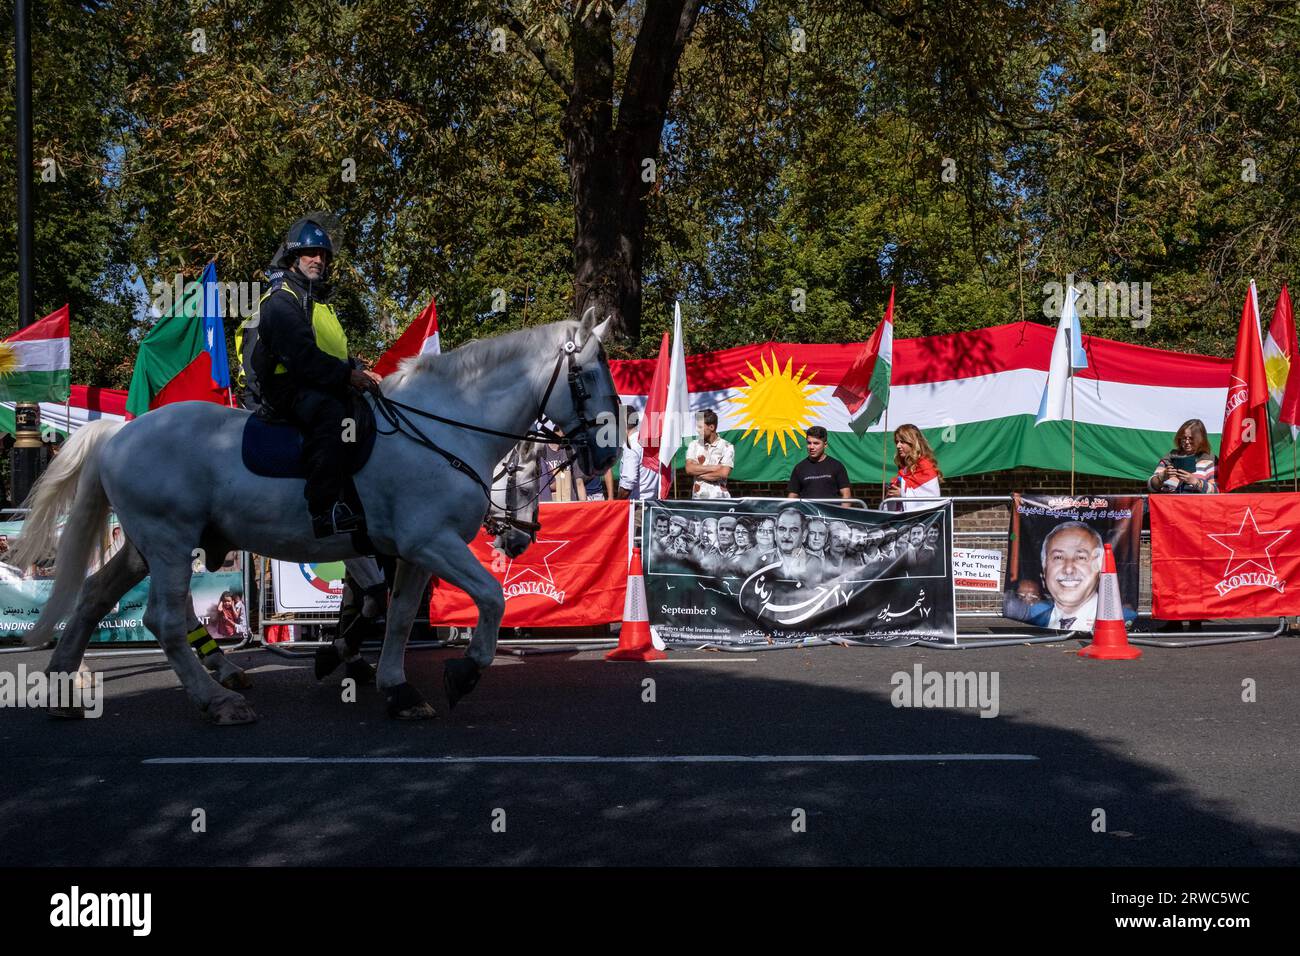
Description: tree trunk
560,0,702,344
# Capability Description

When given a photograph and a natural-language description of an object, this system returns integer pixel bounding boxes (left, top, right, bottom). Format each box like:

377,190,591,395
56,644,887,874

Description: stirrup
330,501,365,534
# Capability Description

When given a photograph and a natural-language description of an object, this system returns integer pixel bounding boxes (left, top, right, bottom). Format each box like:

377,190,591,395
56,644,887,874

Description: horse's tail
10,420,123,647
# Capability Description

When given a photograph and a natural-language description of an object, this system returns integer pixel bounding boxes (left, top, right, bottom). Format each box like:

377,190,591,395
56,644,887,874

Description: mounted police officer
247,214,381,538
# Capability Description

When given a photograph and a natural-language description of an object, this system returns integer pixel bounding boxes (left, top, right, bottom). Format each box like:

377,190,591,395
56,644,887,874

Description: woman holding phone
1147,419,1218,494
1147,418,1217,633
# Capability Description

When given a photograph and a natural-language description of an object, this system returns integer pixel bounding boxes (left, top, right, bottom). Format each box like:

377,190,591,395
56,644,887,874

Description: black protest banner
642,500,956,645
1002,494,1144,632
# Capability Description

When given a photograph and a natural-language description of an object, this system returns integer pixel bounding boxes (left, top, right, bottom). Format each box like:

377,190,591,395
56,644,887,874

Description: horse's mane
389,320,579,386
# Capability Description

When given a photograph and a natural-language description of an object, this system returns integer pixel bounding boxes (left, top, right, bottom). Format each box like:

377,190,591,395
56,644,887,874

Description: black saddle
241,392,378,479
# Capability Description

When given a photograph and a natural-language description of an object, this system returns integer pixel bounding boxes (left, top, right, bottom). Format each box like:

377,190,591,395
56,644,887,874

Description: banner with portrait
642,500,956,646
0,518,247,644
1001,495,1143,632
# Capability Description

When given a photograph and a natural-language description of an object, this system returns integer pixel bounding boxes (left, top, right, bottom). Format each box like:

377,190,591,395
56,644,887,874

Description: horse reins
370,339,599,534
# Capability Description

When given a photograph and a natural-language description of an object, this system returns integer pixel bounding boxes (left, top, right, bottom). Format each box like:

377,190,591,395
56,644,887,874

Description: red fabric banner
428,500,630,627
1151,493,1300,618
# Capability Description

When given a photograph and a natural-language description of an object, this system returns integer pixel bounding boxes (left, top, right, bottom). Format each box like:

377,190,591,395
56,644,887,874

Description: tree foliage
4,0,1300,385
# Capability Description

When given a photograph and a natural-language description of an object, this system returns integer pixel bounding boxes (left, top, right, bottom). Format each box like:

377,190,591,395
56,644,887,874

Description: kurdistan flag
0,384,127,437
1263,284,1296,445
609,321,1276,483
0,304,72,403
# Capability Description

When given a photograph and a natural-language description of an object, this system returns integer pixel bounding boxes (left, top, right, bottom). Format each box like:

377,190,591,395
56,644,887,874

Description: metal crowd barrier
1,497,1290,655
632,494,1291,649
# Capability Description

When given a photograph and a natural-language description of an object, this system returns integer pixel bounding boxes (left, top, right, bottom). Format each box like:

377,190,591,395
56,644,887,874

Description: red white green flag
1264,283,1298,443
610,322,1258,483
374,296,440,377
0,304,72,403
833,287,893,436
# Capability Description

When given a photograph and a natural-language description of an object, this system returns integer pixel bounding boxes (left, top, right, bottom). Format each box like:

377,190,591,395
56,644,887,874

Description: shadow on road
1,644,1296,866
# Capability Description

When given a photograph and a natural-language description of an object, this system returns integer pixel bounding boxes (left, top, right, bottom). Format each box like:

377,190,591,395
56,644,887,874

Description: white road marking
650,657,758,663
144,754,1038,765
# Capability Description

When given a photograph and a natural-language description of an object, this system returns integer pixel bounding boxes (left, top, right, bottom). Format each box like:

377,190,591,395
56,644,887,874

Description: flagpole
1069,372,1076,497
880,406,890,504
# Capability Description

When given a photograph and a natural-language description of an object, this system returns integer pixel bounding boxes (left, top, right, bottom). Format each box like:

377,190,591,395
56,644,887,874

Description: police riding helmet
273,215,335,277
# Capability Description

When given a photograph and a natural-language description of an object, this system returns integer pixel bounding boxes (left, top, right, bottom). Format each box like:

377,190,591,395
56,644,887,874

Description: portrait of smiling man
1040,521,1104,631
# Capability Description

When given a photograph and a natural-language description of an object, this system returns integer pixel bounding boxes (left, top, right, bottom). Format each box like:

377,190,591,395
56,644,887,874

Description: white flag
658,302,690,496
1036,284,1085,425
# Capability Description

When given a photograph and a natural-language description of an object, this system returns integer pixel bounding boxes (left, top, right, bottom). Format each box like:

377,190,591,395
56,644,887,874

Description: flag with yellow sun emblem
609,319,1275,484
1263,284,1297,445
0,305,71,404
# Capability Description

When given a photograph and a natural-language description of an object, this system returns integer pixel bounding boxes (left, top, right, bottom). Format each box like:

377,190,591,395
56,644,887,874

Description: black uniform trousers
287,388,352,515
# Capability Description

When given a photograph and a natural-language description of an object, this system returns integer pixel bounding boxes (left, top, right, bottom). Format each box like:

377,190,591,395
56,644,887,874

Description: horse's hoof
315,644,343,680
443,658,482,710
220,670,253,690
48,705,86,720
345,657,376,685
206,694,258,725
385,682,436,720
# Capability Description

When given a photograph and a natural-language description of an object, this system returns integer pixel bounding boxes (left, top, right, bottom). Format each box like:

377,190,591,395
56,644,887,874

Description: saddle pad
241,416,307,478
240,395,379,479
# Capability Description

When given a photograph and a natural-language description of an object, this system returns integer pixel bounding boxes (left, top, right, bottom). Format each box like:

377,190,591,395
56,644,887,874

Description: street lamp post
11,0,43,506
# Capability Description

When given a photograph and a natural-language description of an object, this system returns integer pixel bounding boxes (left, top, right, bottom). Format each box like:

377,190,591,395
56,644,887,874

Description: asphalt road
2,633,1299,867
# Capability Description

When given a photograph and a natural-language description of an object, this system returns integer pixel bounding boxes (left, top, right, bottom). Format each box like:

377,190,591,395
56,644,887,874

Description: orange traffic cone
1078,544,1141,660
606,548,666,661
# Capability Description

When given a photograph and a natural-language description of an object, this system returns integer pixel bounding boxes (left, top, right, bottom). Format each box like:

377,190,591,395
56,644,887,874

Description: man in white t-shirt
684,409,734,499
617,409,665,500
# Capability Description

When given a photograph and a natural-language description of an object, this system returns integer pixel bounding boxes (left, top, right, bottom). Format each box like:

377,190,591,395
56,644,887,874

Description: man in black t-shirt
787,426,852,501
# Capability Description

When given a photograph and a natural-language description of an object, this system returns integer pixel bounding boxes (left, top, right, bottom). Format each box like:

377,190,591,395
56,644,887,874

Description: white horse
26,438,547,712
12,314,619,723
314,438,545,684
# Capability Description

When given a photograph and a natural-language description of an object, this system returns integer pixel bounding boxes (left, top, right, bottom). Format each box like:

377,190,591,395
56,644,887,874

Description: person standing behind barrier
1148,418,1217,632
540,434,589,503
884,423,942,512
583,468,616,501
787,426,851,501
617,408,664,501
1147,418,1218,495
685,410,734,499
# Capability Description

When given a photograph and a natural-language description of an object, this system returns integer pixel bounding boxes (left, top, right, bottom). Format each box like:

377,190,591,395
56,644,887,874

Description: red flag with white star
427,499,630,627
1150,494,1300,618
